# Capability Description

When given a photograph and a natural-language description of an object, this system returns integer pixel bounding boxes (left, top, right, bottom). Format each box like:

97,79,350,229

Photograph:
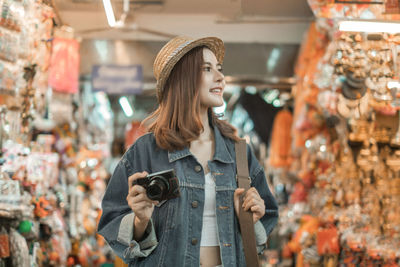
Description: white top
200,172,220,247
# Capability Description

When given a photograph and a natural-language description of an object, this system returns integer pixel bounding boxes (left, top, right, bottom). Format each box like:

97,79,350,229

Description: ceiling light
119,96,134,117
339,20,400,33
102,0,116,27
267,48,281,73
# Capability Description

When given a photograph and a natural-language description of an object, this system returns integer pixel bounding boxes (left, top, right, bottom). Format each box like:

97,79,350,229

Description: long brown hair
143,46,239,151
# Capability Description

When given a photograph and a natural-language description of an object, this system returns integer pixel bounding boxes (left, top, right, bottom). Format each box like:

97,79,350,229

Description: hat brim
156,37,225,100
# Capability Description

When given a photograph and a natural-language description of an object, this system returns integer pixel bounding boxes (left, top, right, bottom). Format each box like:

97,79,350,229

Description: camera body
132,169,180,202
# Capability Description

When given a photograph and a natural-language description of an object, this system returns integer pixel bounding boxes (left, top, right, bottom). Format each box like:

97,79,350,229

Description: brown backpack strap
235,139,260,267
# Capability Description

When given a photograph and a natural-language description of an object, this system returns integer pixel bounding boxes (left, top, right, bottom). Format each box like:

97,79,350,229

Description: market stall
272,1,400,266
0,1,114,266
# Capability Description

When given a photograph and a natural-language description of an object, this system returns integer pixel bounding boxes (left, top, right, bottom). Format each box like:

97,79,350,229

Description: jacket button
191,238,198,245
191,201,198,208
194,165,202,172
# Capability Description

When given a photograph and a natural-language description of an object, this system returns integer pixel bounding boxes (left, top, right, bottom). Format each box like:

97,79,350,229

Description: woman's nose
215,69,224,82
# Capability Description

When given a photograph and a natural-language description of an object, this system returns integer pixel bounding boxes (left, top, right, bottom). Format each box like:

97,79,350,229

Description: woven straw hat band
153,36,225,101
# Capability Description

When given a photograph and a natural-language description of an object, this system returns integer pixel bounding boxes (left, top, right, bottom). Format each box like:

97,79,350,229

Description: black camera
132,169,180,202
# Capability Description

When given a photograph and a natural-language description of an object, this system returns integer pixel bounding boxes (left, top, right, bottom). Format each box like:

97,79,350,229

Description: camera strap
235,139,260,267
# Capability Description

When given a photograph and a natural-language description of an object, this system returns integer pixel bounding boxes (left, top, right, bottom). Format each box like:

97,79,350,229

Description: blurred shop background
1,0,400,266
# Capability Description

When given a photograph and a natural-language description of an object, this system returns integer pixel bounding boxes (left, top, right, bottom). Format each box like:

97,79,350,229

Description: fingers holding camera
126,171,158,241
128,171,148,193
127,172,157,213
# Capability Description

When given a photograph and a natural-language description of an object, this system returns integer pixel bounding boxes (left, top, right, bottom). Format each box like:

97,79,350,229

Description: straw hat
153,36,225,101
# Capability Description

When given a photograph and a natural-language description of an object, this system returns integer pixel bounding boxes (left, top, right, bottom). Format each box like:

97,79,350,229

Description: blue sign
91,64,143,94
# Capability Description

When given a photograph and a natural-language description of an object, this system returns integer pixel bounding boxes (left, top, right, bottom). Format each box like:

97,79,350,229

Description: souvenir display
308,0,400,20
0,1,114,266
272,2,400,266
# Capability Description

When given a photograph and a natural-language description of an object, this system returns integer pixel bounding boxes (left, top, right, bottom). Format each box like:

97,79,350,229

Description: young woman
98,36,279,266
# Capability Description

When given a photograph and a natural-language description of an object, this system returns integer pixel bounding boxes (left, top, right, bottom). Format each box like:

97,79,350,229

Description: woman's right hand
127,171,159,240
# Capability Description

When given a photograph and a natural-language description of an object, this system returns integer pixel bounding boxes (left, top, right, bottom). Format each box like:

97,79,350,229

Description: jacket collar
212,125,234,163
168,125,234,164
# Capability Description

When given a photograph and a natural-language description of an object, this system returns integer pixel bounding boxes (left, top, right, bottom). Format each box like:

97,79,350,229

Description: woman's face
198,48,225,109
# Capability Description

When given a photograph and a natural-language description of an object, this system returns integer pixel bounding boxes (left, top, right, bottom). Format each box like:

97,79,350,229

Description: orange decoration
269,109,293,168
293,22,329,148
316,226,340,255
287,216,320,253
282,244,293,258
49,251,60,262
34,196,52,218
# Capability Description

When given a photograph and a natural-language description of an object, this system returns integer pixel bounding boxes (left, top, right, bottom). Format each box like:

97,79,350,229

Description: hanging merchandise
0,166,24,219
0,1,115,266
307,0,400,20
78,86,114,147
69,147,111,266
292,21,330,149
9,228,30,266
276,0,400,264
49,92,74,126
269,109,293,168
20,64,36,132
48,37,80,94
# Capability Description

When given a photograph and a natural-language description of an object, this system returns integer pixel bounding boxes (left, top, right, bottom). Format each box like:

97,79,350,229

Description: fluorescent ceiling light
102,0,116,27
119,96,134,117
339,20,400,33
267,48,281,73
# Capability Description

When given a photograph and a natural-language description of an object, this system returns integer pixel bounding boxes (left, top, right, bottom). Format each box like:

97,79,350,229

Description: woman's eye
218,68,223,73
203,67,211,71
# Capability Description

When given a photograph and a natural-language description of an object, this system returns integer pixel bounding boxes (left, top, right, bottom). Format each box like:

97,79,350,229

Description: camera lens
147,176,169,201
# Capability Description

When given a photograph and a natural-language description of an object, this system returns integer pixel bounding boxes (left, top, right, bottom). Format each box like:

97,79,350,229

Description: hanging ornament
18,220,32,234
20,63,37,133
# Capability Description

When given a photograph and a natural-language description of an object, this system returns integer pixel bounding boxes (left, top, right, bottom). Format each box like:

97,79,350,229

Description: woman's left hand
234,187,266,223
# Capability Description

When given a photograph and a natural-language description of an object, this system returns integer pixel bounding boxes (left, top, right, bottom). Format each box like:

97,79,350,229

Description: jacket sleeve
97,156,158,262
254,220,267,254
247,144,279,251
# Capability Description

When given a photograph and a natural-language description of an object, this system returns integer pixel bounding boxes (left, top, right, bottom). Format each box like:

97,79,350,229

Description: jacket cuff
117,212,158,258
254,220,267,254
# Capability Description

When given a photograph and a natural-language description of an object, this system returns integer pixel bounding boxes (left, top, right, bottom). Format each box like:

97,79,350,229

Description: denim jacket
98,125,279,266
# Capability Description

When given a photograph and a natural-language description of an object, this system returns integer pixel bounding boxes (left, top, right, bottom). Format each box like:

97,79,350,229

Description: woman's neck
198,108,213,142
190,108,215,172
